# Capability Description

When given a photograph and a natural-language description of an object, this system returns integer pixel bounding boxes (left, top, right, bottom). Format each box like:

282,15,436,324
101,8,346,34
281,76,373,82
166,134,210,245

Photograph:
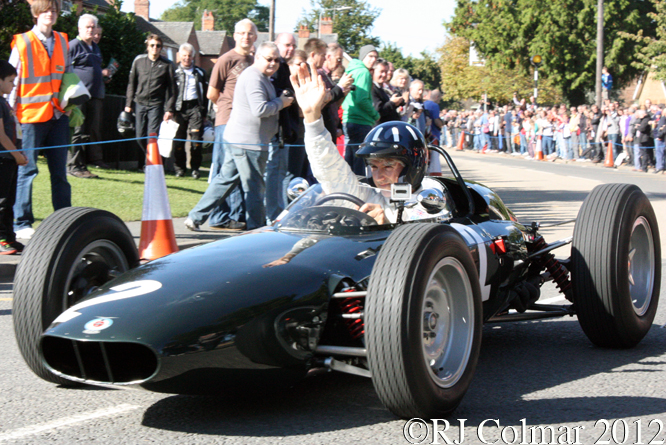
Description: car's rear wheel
572,184,661,348
365,224,482,418
13,207,139,384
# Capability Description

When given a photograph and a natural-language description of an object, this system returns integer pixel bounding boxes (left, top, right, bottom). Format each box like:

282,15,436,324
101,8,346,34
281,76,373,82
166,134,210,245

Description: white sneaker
15,227,35,240
184,218,200,231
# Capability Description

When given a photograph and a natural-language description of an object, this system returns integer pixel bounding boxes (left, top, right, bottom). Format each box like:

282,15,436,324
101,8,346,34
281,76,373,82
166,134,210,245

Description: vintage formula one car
12,147,661,419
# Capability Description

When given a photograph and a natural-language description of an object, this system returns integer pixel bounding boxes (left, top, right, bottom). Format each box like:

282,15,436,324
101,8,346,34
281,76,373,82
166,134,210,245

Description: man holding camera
371,58,404,124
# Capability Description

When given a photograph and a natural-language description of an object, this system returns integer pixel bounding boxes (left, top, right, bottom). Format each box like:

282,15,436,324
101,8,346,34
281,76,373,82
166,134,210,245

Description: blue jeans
265,138,289,222
190,142,268,230
579,131,587,158
519,133,527,154
473,133,482,151
634,143,641,170
343,122,372,176
606,134,619,161
14,116,71,230
542,135,553,155
207,125,244,226
655,138,665,171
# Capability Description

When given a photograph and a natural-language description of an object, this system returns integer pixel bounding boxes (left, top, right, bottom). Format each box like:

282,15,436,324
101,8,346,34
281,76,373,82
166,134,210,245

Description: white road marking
539,296,567,304
0,404,140,442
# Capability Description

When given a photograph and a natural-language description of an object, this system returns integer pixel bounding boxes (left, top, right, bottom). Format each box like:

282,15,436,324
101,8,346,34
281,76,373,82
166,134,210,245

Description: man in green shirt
342,45,380,175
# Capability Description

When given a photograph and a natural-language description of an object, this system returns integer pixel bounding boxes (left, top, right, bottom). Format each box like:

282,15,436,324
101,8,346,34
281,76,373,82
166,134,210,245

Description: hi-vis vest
11,30,68,124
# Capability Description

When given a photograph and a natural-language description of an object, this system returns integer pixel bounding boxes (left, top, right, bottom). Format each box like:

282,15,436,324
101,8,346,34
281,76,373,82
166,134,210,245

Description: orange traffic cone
457,131,465,151
535,135,544,161
138,133,179,260
604,140,614,168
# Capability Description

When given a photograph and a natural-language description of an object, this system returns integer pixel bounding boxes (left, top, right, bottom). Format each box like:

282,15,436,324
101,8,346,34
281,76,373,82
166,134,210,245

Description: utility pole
269,0,276,41
595,0,604,106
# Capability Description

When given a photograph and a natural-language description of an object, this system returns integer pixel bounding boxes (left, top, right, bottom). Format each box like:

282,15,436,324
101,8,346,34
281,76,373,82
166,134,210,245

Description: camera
282,89,294,98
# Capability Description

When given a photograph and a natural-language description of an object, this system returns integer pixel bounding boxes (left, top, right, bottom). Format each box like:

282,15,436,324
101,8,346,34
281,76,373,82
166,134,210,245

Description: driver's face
368,158,404,190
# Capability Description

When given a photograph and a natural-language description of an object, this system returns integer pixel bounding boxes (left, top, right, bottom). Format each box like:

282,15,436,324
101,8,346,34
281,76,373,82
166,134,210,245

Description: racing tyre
366,224,482,418
13,207,139,384
572,184,661,348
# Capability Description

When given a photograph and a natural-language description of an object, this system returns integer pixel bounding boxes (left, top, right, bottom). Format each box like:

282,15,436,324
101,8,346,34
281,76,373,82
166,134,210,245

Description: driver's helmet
117,111,135,137
356,121,427,190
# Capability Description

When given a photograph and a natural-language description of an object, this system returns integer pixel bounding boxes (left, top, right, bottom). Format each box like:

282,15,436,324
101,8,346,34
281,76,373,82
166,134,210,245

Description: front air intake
41,336,158,384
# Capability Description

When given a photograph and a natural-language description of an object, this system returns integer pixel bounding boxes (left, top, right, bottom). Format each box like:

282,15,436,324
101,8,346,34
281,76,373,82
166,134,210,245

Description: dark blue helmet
356,121,428,190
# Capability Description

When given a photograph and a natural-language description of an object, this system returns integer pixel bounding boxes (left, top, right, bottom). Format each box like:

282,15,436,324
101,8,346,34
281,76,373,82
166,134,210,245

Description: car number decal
53,280,163,324
450,223,491,301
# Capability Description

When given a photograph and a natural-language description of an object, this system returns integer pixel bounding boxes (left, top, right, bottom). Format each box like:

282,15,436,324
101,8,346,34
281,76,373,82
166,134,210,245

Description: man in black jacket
172,43,207,179
372,59,403,124
125,34,176,170
637,108,655,172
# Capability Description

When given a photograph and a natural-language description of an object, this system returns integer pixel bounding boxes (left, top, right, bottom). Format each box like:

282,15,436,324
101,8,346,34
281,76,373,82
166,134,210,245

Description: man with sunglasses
185,42,293,232
125,34,176,171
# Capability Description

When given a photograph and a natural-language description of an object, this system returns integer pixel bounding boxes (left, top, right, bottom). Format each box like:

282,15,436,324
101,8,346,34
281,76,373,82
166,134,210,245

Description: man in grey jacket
185,42,293,230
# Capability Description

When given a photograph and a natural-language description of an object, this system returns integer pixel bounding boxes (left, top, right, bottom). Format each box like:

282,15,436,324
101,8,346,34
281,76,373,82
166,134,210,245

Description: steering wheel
314,193,365,207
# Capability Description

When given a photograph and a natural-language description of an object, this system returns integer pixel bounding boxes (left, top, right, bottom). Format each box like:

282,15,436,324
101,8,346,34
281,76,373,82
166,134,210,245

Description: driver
290,63,447,224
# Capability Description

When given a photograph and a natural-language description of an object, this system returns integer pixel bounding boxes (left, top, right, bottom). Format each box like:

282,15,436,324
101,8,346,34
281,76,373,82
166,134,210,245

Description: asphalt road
0,152,664,445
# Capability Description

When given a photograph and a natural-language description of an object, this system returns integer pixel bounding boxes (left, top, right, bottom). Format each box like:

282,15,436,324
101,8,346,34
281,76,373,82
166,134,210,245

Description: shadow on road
140,318,666,436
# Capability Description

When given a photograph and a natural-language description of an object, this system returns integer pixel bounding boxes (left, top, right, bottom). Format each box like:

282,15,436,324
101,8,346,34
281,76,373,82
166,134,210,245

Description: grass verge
32,158,210,225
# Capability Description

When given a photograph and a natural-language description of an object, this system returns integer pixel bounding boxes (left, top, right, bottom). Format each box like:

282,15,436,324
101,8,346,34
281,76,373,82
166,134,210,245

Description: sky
121,0,456,57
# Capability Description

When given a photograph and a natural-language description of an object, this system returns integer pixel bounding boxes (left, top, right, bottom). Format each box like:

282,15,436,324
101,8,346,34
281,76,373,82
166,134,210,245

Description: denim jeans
519,133,527,154
265,138,289,222
579,131,587,158
14,116,71,230
564,133,578,159
542,135,553,155
343,122,372,176
655,139,665,171
207,125,244,226
606,134,619,161
634,143,641,170
190,142,268,230
506,133,515,153
135,102,163,169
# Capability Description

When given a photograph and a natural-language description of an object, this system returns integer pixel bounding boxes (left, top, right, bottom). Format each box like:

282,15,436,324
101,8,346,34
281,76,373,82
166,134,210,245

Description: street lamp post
318,6,352,38
530,55,543,106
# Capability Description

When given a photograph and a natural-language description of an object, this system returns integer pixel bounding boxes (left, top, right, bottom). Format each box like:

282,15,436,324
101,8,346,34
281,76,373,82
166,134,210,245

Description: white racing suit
304,119,448,223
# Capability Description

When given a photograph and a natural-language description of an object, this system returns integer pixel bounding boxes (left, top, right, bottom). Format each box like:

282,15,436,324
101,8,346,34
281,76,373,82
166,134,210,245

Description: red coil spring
339,297,365,340
532,237,572,294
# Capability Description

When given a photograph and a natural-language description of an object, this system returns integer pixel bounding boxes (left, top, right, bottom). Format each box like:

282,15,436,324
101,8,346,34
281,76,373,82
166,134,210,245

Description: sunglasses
260,54,279,63
148,43,162,48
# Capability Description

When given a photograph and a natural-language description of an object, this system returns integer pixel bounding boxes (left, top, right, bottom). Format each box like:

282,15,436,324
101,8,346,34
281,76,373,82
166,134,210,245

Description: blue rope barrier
2,135,365,154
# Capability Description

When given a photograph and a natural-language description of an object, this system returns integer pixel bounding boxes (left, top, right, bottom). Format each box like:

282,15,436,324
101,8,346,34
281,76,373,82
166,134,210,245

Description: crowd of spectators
1,4,665,251
440,96,665,174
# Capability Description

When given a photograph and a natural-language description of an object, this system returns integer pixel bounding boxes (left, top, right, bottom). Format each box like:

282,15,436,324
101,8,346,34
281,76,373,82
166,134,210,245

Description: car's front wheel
13,207,139,384
365,224,482,418
572,183,661,348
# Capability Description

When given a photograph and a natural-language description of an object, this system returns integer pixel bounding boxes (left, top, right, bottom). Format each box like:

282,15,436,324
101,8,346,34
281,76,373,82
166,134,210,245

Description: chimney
202,10,215,31
298,25,310,39
135,0,149,20
320,17,333,35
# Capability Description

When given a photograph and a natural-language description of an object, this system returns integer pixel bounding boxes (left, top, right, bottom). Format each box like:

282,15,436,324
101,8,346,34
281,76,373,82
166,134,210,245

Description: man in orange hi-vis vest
8,0,72,241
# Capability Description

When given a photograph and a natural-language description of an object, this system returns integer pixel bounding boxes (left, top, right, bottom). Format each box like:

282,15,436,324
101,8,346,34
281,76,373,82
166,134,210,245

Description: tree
295,0,380,57
447,0,656,104
621,0,666,83
160,0,269,32
436,36,562,107
0,0,33,60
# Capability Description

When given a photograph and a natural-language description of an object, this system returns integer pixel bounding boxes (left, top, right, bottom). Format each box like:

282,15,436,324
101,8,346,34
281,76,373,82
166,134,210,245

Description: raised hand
290,62,326,123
